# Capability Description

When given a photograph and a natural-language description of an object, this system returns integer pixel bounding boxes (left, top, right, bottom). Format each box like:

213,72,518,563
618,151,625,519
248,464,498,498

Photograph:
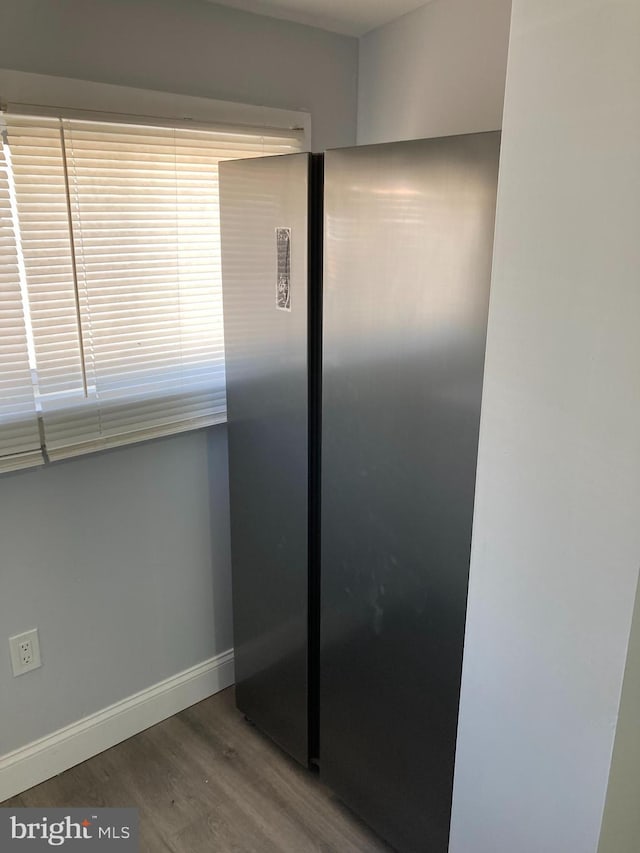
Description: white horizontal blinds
0,131,43,472
3,116,86,413
48,119,219,456
49,118,301,458
1,112,301,464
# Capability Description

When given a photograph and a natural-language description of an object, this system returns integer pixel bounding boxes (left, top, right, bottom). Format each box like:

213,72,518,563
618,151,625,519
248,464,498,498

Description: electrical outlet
9,628,41,676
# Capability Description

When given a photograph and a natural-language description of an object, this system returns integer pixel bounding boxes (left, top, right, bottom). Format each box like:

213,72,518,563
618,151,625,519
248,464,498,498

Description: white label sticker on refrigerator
276,227,291,311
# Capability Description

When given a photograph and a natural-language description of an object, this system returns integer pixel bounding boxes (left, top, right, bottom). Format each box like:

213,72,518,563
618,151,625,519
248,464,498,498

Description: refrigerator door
320,133,501,852
220,152,316,766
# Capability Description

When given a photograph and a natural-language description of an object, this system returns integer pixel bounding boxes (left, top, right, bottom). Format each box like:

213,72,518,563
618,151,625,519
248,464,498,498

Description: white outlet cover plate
9,628,42,676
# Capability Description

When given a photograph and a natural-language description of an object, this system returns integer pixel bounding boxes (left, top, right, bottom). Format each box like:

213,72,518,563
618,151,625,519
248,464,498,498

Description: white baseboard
0,648,234,803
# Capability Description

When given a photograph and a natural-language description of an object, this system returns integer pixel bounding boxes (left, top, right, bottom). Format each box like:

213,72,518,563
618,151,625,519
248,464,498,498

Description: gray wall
0,0,358,151
598,578,640,853
0,428,232,754
449,1,640,851
357,0,512,145
0,0,357,755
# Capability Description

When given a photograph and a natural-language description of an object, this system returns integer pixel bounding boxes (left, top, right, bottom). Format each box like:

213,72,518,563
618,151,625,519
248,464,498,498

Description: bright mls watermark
0,809,138,850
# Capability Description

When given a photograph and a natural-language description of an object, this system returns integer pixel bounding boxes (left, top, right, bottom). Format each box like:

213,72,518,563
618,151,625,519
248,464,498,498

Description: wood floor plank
0,794,25,808
1,687,393,852
20,759,128,809
156,716,331,852
178,699,390,852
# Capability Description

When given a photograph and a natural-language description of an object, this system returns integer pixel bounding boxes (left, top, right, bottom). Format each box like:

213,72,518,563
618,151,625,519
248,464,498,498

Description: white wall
357,0,512,145
0,0,358,151
0,0,357,762
449,1,640,851
0,428,232,754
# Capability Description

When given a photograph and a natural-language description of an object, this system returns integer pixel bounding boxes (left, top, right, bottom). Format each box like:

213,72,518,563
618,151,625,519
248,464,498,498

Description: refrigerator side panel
320,133,501,852
220,153,310,766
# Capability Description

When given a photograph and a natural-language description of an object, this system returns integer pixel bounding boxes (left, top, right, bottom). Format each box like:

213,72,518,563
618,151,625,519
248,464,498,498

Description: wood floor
2,687,393,852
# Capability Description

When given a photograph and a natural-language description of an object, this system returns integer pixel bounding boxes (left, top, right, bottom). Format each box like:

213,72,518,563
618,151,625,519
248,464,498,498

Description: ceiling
207,0,431,36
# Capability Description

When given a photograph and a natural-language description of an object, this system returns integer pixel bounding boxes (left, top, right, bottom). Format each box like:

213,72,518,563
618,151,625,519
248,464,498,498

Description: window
0,112,302,472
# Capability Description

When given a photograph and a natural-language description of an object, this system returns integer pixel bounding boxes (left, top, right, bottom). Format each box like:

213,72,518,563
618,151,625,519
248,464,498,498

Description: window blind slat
0,132,43,472
2,113,301,464
5,116,87,410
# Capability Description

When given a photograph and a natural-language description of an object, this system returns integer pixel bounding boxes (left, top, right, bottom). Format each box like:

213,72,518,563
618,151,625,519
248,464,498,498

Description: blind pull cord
59,120,89,398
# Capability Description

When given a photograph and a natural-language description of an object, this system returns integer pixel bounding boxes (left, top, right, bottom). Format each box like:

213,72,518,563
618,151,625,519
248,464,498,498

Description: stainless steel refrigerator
220,152,323,767
220,132,500,853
